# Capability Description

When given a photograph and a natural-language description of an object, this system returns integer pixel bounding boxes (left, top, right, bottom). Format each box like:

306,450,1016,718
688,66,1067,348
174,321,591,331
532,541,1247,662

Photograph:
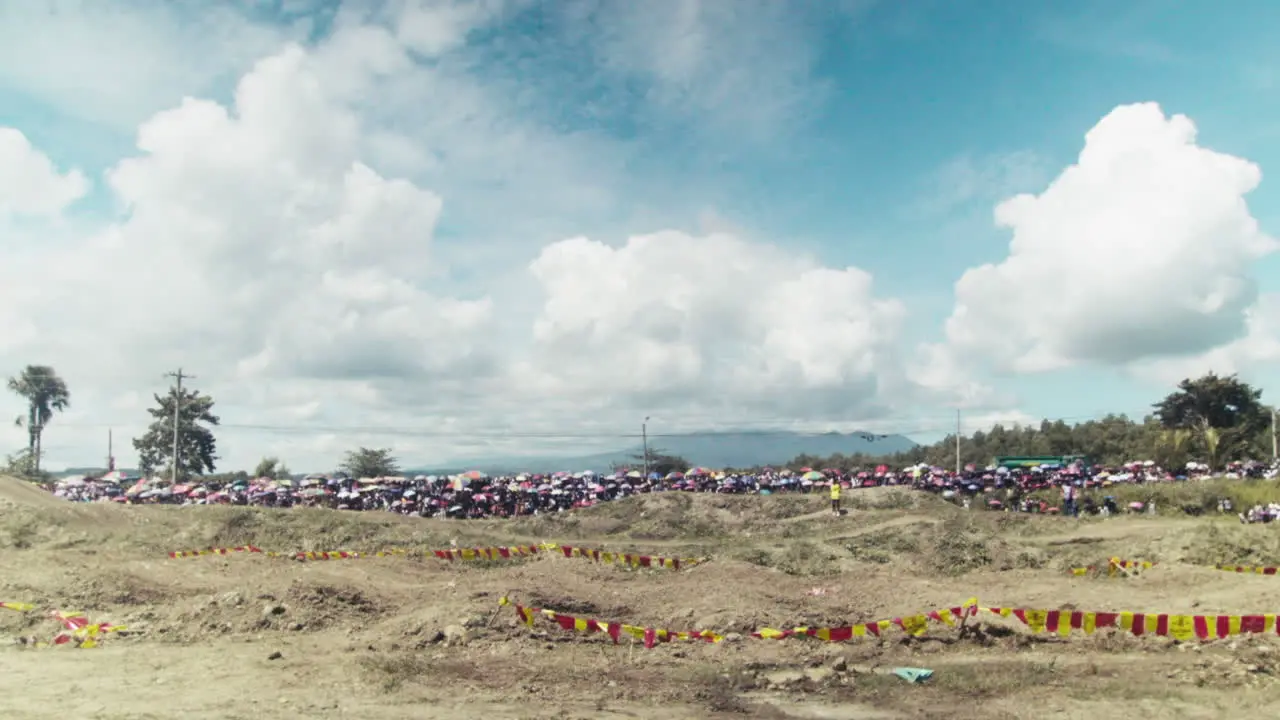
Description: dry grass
8,473,1280,719
358,652,436,692
928,516,995,576
1027,477,1280,516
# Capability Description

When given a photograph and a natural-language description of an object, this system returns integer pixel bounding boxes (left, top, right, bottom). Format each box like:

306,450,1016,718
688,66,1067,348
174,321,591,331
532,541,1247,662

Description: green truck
994,455,1090,469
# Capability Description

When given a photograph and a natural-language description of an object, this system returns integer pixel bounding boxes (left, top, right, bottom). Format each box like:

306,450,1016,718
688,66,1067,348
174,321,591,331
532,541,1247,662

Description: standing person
830,480,841,516
1062,483,1077,517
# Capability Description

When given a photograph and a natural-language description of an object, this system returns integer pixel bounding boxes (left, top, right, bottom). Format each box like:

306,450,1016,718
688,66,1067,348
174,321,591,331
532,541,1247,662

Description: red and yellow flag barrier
1215,565,1280,575
753,599,978,641
47,610,126,648
433,545,545,561
499,596,721,648
557,544,702,570
979,604,1279,640
290,549,414,561
500,596,980,649
5,607,125,649
1069,557,1156,576
168,546,416,561
168,545,267,559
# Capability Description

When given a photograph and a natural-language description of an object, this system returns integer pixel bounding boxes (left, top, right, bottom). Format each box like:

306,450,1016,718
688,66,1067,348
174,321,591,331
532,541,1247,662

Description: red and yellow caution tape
4,606,125,649
752,599,978,641
557,544,702,570
502,593,1280,648
979,604,1279,640
1069,557,1156,576
168,545,265,559
433,545,545,561
1215,565,1280,575
499,596,721,648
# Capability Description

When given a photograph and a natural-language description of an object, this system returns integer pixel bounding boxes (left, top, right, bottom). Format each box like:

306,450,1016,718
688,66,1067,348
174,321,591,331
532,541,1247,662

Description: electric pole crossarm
164,369,194,485
955,409,962,474
642,416,650,481
1272,408,1277,463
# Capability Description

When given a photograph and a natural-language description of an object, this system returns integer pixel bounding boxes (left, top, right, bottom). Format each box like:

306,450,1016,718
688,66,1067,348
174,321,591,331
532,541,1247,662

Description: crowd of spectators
43,459,1276,520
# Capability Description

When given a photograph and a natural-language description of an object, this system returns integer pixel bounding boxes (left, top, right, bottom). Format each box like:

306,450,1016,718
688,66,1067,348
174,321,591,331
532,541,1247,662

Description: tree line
3,365,1273,481
788,374,1274,472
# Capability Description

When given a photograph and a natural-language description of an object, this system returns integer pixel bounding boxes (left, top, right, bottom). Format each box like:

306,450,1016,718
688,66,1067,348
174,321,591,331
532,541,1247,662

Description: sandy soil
4,478,1280,719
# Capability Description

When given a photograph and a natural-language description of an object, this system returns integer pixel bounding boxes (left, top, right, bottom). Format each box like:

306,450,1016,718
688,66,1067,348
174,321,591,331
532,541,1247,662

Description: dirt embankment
3,475,1280,719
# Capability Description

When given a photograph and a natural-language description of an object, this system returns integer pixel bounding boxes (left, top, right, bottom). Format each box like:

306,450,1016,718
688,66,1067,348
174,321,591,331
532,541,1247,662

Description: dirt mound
0,475,142,550
507,490,922,543
0,475,68,511
5,490,1280,719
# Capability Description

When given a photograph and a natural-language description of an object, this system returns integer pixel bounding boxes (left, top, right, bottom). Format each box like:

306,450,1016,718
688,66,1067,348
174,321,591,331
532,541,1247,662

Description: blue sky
2,0,1279,469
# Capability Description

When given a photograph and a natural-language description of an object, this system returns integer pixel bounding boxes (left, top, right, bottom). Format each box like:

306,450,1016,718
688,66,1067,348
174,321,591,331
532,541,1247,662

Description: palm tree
6,365,70,474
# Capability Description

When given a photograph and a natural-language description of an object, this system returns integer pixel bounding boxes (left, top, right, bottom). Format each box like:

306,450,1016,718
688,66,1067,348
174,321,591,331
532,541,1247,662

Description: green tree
204,470,250,486
622,447,691,477
340,447,400,478
4,448,53,483
6,365,70,474
253,456,292,480
1152,373,1270,469
1154,428,1194,471
132,386,220,481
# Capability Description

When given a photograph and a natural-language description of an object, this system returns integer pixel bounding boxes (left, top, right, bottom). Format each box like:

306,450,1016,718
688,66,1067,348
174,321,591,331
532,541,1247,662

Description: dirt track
4,478,1280,719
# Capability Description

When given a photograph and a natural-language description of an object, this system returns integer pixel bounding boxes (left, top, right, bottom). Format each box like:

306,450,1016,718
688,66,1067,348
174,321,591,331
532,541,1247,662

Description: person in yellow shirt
830,480,841,516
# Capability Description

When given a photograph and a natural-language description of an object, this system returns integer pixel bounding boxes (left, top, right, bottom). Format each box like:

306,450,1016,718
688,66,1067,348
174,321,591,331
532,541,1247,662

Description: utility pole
642,416,651,481
107,429,115,472
955,409,962,475
165,369,193,485
1272,408,1277,463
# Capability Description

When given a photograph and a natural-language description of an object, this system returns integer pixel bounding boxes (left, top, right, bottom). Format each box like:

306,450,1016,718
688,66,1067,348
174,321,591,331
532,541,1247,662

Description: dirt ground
5,477,1280,719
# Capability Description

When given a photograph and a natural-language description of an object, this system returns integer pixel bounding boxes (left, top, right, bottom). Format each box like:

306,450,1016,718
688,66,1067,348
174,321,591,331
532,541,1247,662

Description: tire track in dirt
819,515,942,544
1023,517,1194,547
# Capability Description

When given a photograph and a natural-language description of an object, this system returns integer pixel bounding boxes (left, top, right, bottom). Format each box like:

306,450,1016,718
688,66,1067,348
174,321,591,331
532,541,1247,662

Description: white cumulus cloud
1135,292,1280,386
0,33,503,468
41,41,491,386
0,18,978,471
0,128,88,216
514,231,911,420
0,0,300,130
21,11,1276,473
944,102,1276,373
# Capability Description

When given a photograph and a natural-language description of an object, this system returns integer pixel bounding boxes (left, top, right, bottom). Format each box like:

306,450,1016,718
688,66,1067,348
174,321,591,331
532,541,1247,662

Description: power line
40,411,1153,440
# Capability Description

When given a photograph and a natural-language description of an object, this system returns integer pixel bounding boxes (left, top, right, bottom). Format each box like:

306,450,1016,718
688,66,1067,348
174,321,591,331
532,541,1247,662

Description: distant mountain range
417,430,917,475
53,430,918,478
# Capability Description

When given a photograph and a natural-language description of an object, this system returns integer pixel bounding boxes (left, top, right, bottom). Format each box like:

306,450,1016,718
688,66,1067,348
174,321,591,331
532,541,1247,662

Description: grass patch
3,514,42,549
872,490,918,510
687,668,755,715
358,653,434,693
1182,523,1280,566
358,651,481,694
734,547,774,568
928,516,994,576
927,659,1061,698
728,541,841,576
1029,477,1280,517
845,528,922,565
773,541,842,576
770,495,820,519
